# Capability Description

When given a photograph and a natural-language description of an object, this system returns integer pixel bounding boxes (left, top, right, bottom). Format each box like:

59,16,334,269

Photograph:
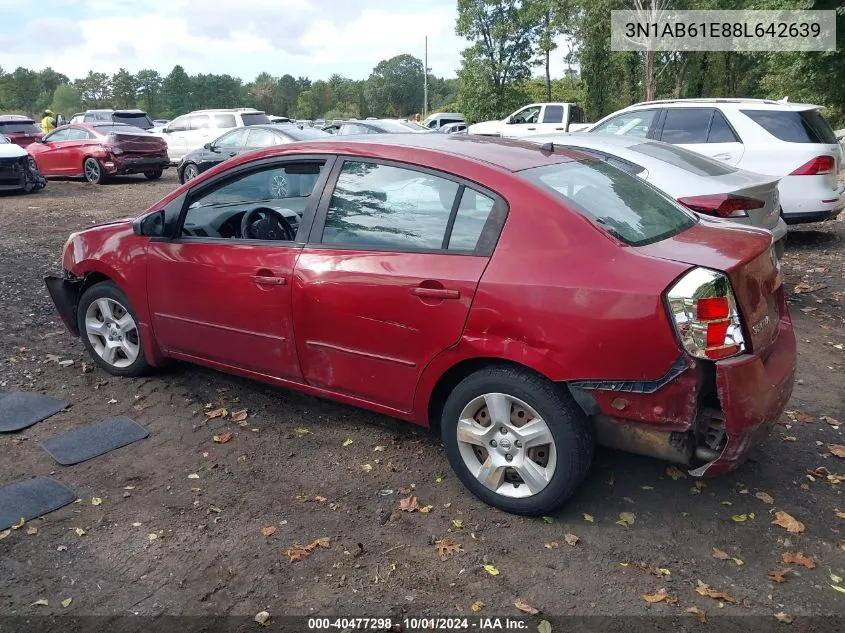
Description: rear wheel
77,281,150,377
441,366,593,515
144,170,163,180
83,157,106,184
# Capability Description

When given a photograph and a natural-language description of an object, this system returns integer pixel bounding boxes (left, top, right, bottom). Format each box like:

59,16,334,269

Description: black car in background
177,124,329,183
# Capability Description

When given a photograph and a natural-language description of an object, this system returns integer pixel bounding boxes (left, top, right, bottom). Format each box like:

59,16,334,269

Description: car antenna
539,142,554,153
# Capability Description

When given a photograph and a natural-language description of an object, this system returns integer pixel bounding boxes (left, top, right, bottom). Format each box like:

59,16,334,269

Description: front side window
592,109,657,138
659,108,712,144
542,105,564,124
189,115,211,130
168,116,189,132
322,161,460,250
511,106,541,124
520,159,696,246
182,161,326,241
214,128,248,149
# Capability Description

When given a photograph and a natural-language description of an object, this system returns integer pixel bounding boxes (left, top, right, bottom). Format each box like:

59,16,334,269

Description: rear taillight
666,268,745,361
789,155,834,175
677,194,764,219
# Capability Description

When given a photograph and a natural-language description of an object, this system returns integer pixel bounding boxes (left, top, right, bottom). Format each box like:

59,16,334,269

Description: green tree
311,80,331,118
534,0,576,101
295,90,316,119
455,0,542,121
162,65,192,116
0,67,42,115
74,71,112,108
51,84,82,118
365,54,424,117
277,74,300,116
136,69,163,117
111,68,138,108
37,67,69,111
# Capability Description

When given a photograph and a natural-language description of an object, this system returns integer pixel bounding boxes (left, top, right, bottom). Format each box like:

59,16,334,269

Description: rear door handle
527,127,537,131
253,275,286,286
410,287,460,300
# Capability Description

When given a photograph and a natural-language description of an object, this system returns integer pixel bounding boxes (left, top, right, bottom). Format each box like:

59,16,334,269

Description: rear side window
214,114,236,128
241,112,271,126
570,105,585,124
543,105,564,124
741,109,837,144
659,108,712,144
630,141,737,176
0,121,39,134
520,160,696,246
189,115,211,130
707,110,739,143
448,189,498,252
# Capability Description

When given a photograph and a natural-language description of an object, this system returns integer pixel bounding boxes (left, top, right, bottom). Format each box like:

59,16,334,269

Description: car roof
625,98,822,112
0,115,35,123
243,134,579,172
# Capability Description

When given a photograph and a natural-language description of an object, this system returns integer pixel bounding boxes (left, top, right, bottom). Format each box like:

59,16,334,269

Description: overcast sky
0,0,574,81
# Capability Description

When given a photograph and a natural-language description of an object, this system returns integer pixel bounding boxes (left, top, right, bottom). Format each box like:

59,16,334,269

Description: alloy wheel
183,164,198,181
84,158,101,183
456,393,557,498
84,297,140,368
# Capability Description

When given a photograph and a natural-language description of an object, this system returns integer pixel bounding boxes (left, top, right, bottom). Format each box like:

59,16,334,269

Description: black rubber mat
0,391,67,432
0,476,76,530
40,416,149,466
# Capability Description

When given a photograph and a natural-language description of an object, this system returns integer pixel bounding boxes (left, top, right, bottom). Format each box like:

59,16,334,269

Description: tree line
0,1,842,126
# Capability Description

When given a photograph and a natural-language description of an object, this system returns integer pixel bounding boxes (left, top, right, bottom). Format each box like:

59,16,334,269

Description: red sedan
28,122,169,184
44,135,796,515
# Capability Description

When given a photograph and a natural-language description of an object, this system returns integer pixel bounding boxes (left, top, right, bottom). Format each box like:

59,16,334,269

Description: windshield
520,160,696,246
0,121,39,134
113,113,154,129
630,141,737,176
241,112,271,126
92,124,150,135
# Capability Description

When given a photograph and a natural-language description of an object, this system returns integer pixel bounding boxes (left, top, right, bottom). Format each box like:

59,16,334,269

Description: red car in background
0,115,43,148
28,122,169,184
44,135,796,515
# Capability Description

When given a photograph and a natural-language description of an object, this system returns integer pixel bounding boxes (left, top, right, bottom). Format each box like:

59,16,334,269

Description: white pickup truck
468,103,591,138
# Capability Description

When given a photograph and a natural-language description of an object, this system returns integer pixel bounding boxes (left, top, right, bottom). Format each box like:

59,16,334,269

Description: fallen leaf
32,599,48,607
695,580,736,603
651,567,671,577
295,495,327,503
254,611,271,626
583,513,594,522
435,539,463,556
26,526,37,536
471,600,483,612
397,487,411,495
564,533,580,546
782,552,815,569
830,572,842,584
0,529,10,540
821,415,841,426
361,463,373,473
11,517,24,529
260,526,276,537
230,409,248,423
830,584,845,595
435,476,444,483
213,432,234,444
188,473,200,480
91,497,103,506
284,537,331,562
774,612,793,624
772,511,805,533
399,496,421,512
794,282,826,294
205,407,227,419
641,485,654,490
61,598,72,608
829,444,845,458
837,510,845,520
293,426,309,437
74,527,85,537
544,541,559,549
616,512,635,527
147,533,158,541
666,465,686,480
685,606,706,623
537,621,552,633
483,564,499,576
712,547,729,560
732,514,749,523
452,519,464,529
755,492,774,504
542,516,554,524
768,568,789,583
642,589,671,604
514,598,539,615
420,505,433,513
732,557,744,566
342,438,353,447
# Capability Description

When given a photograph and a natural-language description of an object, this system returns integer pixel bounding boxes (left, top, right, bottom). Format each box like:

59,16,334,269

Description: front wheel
441,366,593,515
144,170,163,180
181,163,199,183
83,157,106,184
77,281,150,377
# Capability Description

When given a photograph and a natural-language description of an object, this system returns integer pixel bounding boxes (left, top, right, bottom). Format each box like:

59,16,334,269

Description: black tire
83,157,106,184
441,366,593,516
181,163,199,184
77,281,150,377
144,170,163,181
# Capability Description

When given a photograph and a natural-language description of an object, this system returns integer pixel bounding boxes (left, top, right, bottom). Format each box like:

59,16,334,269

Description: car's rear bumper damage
102,155,169,175
570,313,796,476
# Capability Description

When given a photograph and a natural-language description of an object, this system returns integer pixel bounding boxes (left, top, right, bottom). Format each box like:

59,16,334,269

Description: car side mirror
204,143,217,151
133,210,166,237
505,116,513,124
36,137,46,143
2,136,10,143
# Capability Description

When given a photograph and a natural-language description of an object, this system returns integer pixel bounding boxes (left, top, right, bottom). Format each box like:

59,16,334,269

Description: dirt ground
0,169,843,629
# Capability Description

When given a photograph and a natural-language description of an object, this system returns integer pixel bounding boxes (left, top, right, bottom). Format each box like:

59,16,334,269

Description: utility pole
423,35,429,119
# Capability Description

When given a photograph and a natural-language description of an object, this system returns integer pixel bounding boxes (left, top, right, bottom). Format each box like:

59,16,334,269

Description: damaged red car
28,122,168,184
44,135,796,515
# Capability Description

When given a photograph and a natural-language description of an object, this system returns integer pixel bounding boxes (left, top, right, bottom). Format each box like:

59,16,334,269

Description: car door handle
253,274,286,286
228,152,237,157
527,127,536,130
712,153,732,160
555,127,565,130
410,286,460,300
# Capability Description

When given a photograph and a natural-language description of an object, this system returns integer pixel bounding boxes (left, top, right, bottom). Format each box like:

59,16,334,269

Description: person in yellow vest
41,109,56,134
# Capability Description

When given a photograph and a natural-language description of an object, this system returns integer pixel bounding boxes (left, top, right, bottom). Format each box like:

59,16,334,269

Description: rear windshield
93,124,149,135
741,109,837,144
241,112,271,126
113,113,154,129
630,141,737,176
520,160,696,246
0,121,39,134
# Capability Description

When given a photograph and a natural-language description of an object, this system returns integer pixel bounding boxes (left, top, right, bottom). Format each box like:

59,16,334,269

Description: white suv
588,99,844,225
154,108,270,163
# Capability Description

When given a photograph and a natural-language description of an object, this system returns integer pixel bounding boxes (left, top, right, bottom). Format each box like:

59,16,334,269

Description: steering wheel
240,206,296,241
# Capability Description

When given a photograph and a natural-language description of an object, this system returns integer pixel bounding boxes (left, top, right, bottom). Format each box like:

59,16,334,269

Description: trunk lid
108,130,167,155
726,177,781,231
637,218,782,355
